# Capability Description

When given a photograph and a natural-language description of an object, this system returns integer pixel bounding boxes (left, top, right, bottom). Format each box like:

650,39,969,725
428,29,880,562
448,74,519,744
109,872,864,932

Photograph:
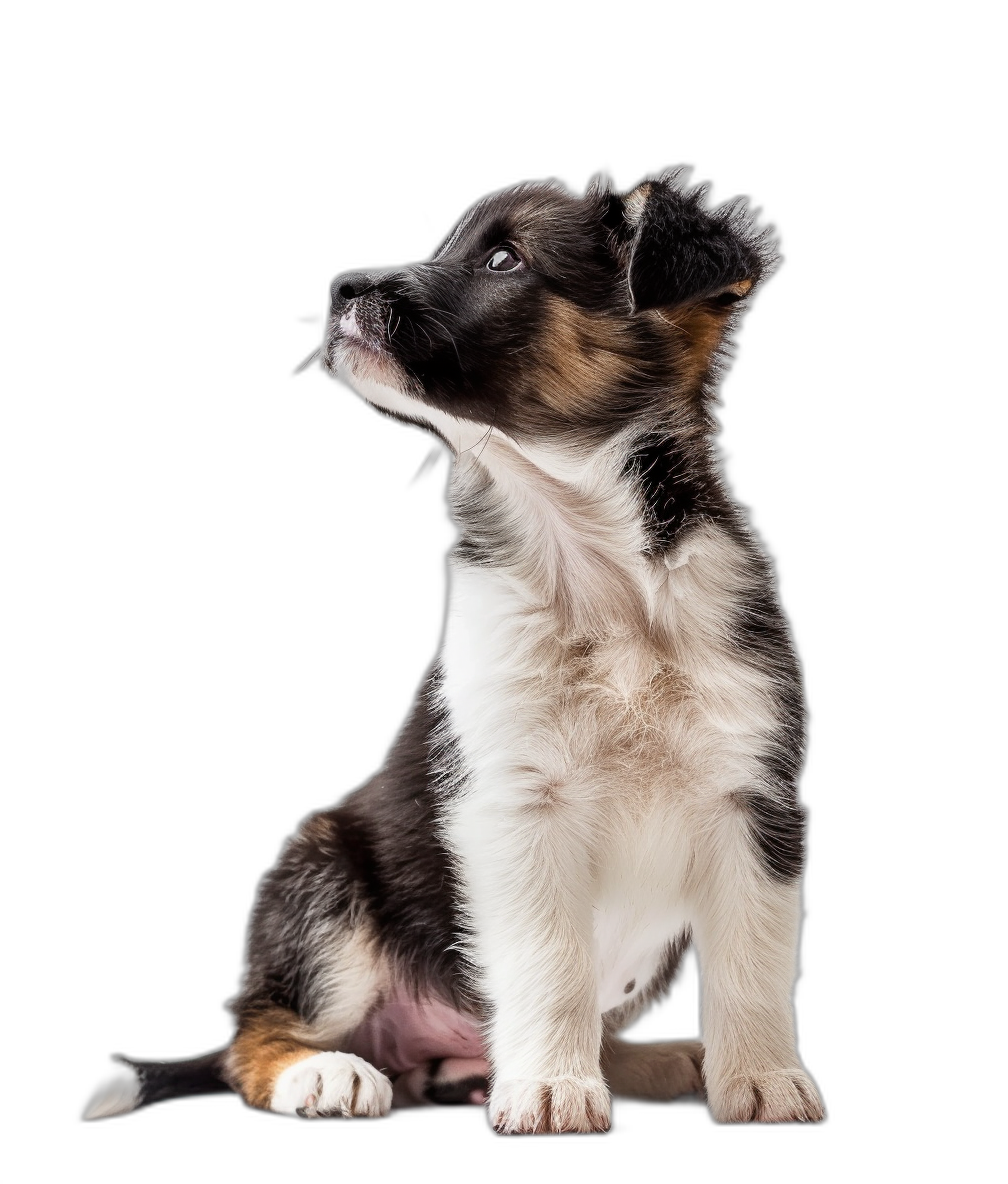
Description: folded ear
587,171,627,239
624,172,776,314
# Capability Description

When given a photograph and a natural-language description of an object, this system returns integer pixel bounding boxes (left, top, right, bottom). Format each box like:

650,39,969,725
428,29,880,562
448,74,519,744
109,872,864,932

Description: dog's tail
82,1049,232,1119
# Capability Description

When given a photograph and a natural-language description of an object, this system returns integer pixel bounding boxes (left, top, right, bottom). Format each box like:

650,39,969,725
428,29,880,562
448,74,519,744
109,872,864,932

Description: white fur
301,923,389,1046
332,349,495,456
82,1075,142,1117
270,1051,392,1118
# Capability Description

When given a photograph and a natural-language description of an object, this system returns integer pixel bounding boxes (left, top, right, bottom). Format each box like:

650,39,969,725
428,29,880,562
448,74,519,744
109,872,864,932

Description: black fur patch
233,667,472,1023
116,1051,230,1107
451,465,512,569
424,1074,489,1105
624,433,710,550
725,542,806,790
733,789,807,881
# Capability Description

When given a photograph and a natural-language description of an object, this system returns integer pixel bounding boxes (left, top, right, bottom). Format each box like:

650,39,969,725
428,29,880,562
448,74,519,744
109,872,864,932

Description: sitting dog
85,170,824,1131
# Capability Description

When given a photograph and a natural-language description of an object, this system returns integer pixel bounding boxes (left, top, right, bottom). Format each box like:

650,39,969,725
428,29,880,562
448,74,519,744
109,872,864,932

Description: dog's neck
447,428,726,640
339,365,733,638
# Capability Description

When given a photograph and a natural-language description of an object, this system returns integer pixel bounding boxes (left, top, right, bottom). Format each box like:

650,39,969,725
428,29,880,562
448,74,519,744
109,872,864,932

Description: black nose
330,270,375,308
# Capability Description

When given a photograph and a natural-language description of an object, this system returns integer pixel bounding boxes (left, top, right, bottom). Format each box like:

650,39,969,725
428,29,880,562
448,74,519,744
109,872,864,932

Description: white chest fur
439,512,780,1011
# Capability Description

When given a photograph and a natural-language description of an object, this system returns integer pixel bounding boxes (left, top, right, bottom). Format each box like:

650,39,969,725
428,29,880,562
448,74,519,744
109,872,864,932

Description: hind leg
393,1056,491,1107
225,1006,393,1118
602,1038,704,1100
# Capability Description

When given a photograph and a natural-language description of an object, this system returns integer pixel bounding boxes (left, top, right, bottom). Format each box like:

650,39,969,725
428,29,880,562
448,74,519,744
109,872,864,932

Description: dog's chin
324,334,433,424
326,334,407,391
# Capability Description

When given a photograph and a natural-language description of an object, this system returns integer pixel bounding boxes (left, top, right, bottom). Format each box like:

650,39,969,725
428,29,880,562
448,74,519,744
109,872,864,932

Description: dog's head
322,171,776,449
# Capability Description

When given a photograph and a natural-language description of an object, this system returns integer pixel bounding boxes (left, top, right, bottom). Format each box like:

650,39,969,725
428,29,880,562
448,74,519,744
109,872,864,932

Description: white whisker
293,347,321,374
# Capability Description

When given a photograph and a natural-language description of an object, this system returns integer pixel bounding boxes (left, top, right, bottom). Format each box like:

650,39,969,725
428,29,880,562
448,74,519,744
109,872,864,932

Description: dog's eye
486,246,523,272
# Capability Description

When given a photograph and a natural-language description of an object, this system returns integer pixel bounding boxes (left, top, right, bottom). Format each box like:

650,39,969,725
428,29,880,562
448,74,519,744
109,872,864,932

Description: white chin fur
337,357,492,455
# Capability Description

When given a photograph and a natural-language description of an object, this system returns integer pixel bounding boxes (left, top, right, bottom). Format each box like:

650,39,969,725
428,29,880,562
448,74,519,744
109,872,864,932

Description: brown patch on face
534,295,640,417
652,300,736,391
225,1007,321,1110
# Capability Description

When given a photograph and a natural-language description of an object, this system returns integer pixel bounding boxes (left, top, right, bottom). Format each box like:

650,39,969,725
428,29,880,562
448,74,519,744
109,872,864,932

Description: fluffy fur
85,170,823,1132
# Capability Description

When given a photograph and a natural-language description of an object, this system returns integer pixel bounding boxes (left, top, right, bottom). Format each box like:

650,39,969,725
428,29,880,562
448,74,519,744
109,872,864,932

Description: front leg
448,768,610,1134
691,792,825,1122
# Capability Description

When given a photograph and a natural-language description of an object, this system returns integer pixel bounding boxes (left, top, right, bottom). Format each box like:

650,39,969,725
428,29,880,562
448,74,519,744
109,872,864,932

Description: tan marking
535,289,742,422
653,301,734,389
622,182,654,226
536,296,637,417
225,1007,322,1110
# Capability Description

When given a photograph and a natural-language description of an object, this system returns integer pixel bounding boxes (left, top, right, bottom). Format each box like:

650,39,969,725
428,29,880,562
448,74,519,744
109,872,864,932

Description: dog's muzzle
325,270,393,370
324,268,416,388
330,269,376,311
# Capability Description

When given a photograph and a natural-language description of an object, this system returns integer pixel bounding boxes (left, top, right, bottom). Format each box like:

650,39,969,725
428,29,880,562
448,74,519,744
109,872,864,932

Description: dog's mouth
322,293,402,385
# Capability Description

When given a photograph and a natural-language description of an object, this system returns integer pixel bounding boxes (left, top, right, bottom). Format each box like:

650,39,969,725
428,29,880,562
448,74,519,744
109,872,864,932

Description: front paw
707,1068,824,1123
490,1076,611,1134
270,1052,393,1118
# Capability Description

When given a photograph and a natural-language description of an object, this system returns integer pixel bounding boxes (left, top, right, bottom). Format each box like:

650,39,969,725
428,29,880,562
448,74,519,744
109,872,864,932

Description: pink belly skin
346,991,485,1076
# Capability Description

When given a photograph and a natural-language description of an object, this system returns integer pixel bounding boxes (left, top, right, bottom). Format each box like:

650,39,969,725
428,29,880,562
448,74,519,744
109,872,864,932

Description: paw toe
490,1076,611,1134
712,1069,824,1123
272,1052,392,1118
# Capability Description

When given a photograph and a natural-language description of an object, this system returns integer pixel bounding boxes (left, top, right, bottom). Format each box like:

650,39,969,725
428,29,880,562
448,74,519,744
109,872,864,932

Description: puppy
85,170,824,1131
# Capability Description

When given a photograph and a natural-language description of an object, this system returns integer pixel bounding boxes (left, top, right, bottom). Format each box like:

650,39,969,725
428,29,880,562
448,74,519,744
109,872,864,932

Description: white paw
490,1075,611,1134
707,1067,824,1123
270,1052,392,1118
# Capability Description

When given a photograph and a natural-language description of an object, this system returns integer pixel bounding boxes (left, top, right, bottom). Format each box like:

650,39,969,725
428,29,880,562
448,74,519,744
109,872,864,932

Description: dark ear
624,172,776,313
586,172,628,240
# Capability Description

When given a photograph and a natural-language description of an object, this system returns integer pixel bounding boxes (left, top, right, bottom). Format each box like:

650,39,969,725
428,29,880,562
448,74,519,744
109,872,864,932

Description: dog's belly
594,906,683,1014
346,992,484,1074
592,807,693,1013
344,916,680,1073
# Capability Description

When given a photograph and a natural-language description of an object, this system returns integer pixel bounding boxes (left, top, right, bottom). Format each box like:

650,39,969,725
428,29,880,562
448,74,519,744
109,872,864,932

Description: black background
59,76,876,1174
